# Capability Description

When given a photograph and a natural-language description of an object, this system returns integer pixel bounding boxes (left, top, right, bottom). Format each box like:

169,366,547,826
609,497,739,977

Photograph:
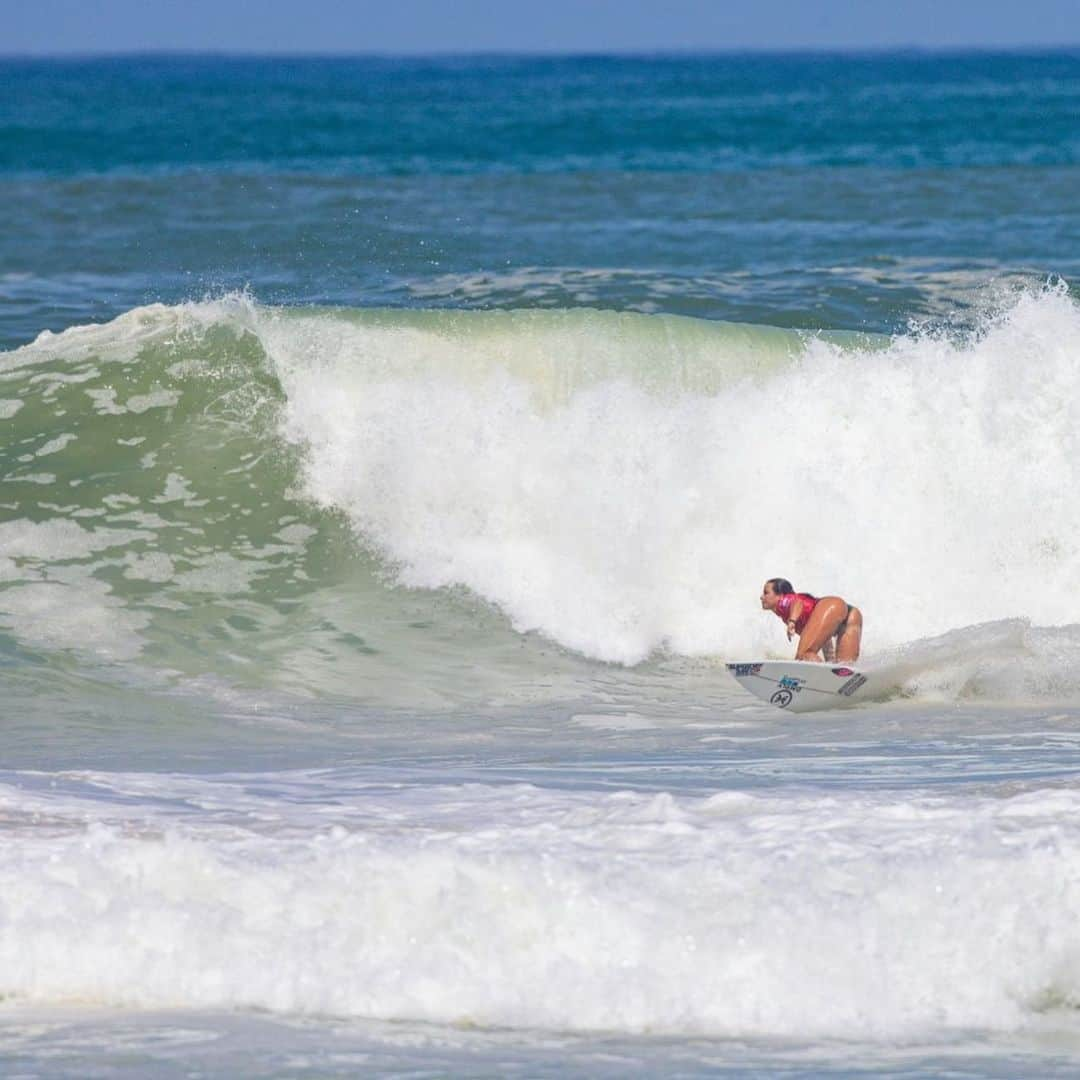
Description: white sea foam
0,519,150,566
263,284,1080,664
0,576,149,660
172,552,264,594
3,774,1080,1039
34,433,76,457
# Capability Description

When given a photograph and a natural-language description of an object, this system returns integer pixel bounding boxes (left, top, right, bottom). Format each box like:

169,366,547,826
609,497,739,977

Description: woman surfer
760,578,862,663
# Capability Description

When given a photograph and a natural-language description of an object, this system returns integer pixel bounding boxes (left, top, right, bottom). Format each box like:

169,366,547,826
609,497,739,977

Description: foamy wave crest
4,777,1080,1038
265,283,1080,663
868,619,1080,704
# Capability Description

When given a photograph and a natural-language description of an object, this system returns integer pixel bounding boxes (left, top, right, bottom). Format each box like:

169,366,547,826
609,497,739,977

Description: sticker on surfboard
726,660,871,713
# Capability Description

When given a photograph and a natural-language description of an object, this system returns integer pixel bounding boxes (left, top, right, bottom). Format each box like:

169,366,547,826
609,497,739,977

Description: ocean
3,50,1080,1078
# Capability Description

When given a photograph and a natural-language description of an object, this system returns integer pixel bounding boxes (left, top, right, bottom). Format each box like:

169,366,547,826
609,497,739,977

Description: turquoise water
3,52,1080,1078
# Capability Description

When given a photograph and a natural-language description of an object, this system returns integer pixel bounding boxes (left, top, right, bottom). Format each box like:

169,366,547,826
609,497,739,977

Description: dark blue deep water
2,51,1079,347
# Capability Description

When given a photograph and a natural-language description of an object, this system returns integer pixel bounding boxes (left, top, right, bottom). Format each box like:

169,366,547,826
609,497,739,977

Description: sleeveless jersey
774,592,817,634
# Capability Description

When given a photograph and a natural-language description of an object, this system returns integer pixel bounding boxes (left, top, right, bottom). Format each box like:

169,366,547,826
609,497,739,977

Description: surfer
760,578,862,663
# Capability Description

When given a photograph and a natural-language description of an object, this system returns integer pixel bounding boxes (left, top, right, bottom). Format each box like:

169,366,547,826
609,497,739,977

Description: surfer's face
761,582,779,610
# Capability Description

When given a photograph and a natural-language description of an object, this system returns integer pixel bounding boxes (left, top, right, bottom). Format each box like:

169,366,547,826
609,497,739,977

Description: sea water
3,52,1080,1078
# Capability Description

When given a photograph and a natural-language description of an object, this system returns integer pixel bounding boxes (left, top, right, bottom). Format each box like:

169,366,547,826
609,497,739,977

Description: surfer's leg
795,597,847,661
834,606,862,662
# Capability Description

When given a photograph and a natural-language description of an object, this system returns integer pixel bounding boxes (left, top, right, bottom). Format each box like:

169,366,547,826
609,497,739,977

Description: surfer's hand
786,621,796,640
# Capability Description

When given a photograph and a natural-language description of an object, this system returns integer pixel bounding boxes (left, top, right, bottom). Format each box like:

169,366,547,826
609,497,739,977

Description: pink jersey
774,592,817,634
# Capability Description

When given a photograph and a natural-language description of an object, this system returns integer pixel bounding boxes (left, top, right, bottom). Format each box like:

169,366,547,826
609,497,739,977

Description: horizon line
3,43,1080,61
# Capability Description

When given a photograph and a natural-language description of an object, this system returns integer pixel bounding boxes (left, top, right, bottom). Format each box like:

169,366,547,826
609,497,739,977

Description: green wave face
1,303,337,692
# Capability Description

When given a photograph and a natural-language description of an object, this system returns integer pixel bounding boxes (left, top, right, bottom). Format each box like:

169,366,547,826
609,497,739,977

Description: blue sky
5,0,1080,54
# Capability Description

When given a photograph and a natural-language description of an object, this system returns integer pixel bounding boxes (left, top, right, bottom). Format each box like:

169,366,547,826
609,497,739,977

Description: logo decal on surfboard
730,663,763,677
838,673,868,696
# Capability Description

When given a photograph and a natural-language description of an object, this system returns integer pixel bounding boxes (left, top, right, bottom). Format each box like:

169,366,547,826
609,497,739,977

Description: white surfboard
725,660,874,713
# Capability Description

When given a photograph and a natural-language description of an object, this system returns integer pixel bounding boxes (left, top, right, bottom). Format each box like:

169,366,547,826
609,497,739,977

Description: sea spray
269,284,1080,661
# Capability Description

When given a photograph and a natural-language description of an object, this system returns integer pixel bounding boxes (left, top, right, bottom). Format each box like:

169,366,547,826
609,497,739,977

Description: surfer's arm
785,599,803,640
